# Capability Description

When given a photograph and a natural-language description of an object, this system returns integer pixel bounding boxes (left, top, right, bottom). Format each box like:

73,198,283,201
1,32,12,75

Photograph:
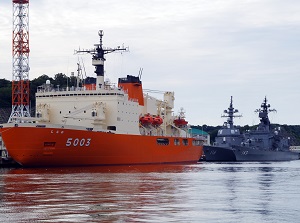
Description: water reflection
6,164,203,174
1,162,300,223
224,166,239,214
257,166,274,217
202,162,297,222
1,164,203,222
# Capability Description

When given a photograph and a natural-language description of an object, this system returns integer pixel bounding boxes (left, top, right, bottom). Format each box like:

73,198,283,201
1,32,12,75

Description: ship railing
37,85,96,93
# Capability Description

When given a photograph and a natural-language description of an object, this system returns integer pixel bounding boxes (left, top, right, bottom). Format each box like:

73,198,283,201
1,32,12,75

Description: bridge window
107,126,116,131
174,138,180,146
157,138,169,146
183,139,188,146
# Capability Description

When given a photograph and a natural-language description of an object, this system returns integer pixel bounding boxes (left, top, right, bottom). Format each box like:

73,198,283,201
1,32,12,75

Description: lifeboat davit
173,118,188,127
139,114,153,126
152,116,163,127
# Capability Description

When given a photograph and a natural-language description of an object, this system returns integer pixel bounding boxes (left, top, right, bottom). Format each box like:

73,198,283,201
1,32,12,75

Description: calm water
1,161,300,223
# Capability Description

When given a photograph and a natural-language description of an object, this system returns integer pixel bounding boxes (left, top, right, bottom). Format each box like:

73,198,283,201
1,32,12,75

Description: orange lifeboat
173,118,188,127
139,114,153,126
152,116,163,127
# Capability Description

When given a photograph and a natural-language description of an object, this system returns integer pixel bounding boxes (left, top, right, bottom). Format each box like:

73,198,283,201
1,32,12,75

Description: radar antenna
255,97,276,129
75,30,129,89
221,96,242,128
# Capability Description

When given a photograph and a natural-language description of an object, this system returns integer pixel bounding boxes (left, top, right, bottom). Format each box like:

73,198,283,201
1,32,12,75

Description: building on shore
189,128,210,145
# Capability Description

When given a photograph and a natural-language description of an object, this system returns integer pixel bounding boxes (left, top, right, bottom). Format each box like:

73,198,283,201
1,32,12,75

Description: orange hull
1,126,203,167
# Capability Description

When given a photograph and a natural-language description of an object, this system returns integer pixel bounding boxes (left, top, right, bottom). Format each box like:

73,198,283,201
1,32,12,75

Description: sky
1,0,300,126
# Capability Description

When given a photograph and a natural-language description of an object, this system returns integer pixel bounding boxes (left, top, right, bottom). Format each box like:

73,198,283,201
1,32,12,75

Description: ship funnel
118,75,144,106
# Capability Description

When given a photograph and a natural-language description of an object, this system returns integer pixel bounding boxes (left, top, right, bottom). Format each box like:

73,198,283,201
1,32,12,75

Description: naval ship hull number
66,138,91,147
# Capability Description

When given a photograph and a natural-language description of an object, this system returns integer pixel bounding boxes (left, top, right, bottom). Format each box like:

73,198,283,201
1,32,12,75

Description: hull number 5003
66,138,91,147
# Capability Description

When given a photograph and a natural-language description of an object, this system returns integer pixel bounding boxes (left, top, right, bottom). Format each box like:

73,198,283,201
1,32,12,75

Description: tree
31,74,53,87
0,79,11,108
53,73,68,89
30,74,54,106
0,86,12,107
0,78,10,88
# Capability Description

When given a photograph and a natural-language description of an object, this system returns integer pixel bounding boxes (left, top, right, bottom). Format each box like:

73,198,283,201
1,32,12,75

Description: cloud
1,0,300,125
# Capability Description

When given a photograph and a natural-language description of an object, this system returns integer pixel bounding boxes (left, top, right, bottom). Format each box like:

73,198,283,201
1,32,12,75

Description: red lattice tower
9,0,30,123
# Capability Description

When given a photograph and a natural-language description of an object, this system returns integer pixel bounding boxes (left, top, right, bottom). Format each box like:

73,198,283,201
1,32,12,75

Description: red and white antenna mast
8,0,30,123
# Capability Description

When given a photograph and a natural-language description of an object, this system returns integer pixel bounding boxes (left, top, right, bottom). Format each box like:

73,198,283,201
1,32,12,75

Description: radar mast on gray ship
255,96,276,132
203,96,243,161
233,97,300,161
221,96,242,129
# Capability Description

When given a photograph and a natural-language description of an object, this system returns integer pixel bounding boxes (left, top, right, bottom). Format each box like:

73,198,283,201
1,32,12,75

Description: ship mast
255,97,276,131
75,30,128,89
221,96,242,128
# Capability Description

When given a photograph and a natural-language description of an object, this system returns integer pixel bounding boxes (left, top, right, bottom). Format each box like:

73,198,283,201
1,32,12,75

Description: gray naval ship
232,97,300,161
203,96,242,161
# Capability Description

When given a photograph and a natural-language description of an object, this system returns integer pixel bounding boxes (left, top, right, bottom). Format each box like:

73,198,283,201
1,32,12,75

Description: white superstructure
35,79,189,137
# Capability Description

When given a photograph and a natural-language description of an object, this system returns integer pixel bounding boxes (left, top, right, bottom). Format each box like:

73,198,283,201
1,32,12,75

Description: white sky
1,0,300,126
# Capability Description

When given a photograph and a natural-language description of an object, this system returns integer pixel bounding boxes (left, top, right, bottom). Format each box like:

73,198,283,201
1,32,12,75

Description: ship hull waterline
233,146,300,161
0,125,203,167
203,145,236,162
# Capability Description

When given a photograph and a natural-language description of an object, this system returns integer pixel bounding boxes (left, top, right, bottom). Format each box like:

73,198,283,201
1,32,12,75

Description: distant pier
290,146,300,153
